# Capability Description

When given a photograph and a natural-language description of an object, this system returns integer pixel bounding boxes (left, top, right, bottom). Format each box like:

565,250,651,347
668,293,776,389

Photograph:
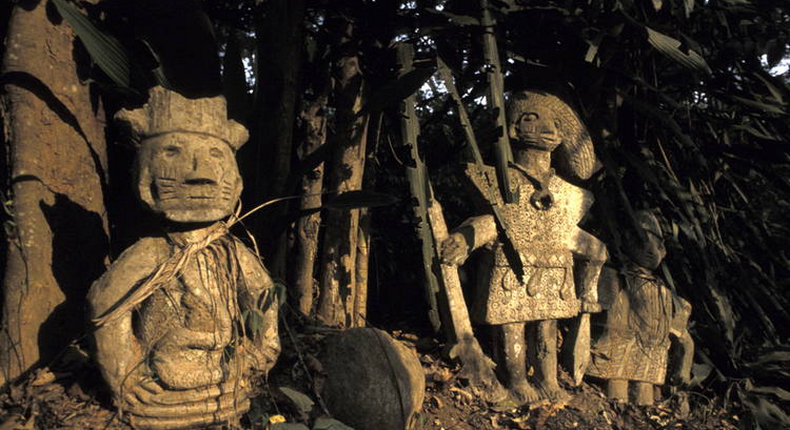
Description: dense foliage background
2,0,789,427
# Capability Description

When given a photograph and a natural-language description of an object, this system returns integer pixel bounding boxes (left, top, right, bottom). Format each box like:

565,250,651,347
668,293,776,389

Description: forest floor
0,323,742,430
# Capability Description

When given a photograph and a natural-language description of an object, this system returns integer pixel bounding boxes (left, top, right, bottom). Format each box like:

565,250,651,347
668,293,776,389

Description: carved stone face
625,214,666,271
136,133,242,223
510,105,561,152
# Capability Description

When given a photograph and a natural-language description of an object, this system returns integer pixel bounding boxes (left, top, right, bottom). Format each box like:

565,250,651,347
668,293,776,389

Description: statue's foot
536,382,570,403
509,381,541,404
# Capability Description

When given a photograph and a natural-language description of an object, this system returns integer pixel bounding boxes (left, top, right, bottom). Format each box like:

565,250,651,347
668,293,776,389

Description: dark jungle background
0,0,788,428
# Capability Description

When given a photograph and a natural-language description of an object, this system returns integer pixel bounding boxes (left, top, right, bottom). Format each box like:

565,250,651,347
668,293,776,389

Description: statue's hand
580,300,603,313
122,377,249,415
669,369,691,387
121,377,167,409
441,233,470,266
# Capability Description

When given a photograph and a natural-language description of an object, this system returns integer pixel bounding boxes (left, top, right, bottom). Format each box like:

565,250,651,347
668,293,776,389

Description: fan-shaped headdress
506,90,597,181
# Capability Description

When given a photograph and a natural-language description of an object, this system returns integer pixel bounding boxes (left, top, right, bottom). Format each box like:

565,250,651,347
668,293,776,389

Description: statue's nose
184,155,218,185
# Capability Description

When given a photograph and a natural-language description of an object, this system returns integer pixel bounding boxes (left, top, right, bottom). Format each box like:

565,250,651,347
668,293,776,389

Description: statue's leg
500,322,539,403
530,319,568,401
606,379,628,402
632,381,654,405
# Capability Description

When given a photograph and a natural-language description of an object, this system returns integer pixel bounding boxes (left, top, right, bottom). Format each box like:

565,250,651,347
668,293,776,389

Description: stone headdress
506,90,597,181
114,86,249,150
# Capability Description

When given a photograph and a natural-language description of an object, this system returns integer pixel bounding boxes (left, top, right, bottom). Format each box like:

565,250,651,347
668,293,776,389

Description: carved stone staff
399,44,508,402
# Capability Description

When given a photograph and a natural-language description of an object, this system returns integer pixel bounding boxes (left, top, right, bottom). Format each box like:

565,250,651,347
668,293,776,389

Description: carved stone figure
441,90,607,403
87,87,280,429
588,211,693,405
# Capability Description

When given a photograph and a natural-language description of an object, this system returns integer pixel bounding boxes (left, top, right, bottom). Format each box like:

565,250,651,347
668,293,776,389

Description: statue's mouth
516,132,560,150
156,185,229,201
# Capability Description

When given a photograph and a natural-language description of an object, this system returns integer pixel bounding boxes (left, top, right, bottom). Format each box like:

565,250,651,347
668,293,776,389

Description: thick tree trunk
292,96,328,316
254,0,305,279
316,52,369,327
0,2,108,384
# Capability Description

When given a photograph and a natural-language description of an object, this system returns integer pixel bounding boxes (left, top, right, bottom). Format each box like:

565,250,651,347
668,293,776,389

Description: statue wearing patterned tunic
588,210,693,405
87,87,280,429
441,90,607,403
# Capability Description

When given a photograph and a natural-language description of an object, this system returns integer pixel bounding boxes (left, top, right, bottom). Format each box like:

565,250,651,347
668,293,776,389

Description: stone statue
87,87,280,429
587,210,693,405
441,90,607,403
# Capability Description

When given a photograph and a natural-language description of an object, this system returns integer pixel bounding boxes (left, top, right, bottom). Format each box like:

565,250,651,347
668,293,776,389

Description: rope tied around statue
92,221,240,329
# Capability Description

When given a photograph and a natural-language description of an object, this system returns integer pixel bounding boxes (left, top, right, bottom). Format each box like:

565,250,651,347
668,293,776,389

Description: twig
280,311,330,416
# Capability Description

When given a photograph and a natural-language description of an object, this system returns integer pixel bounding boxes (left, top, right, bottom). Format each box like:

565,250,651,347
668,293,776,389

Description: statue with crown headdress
441,90,608,403
87,87,280,429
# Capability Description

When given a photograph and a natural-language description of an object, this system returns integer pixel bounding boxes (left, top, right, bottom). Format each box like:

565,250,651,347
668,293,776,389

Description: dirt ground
0,325,742,430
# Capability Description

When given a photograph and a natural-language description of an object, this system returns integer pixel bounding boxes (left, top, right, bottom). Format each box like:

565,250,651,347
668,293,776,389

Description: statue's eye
522,113,539,122
209,147,224,159
164,145,181,157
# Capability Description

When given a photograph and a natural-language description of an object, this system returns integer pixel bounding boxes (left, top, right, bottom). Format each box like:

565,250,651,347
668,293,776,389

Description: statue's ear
508,119,519,140
227,120,249,150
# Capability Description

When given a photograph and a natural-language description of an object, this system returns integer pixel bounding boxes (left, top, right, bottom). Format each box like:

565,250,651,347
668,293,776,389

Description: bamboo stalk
292,95,328,316
480,0,514,204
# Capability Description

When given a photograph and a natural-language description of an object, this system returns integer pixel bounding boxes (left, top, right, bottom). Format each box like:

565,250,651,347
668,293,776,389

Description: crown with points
115,86,249,150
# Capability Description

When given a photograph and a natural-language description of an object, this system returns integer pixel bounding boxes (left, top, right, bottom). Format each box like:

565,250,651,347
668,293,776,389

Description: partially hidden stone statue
87,87,280,429
441,90,607,403
587,210,693,405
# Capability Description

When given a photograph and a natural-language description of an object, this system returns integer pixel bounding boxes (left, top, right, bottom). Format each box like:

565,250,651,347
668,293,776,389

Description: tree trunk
0,2,109,384
253,0,305,278
353,157,375,327
316,50,369,328
292,96,328,316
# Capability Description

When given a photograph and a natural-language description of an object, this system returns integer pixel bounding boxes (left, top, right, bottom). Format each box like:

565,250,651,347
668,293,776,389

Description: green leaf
272,424,310,430
729,95,786,115
746,380,790,401
245,308,264,335
689,362,712,387
741,394,790,429
646,27,711,73
139,40,172,89
278,386,314,415
50,0,131,88
313,417,355,430
358,65,436,116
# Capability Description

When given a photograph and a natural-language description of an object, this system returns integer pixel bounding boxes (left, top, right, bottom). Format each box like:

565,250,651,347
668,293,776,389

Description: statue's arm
86,238,168,395
237,243,281,374
570,228,608,312
440,214,497,265
669,296,694,385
